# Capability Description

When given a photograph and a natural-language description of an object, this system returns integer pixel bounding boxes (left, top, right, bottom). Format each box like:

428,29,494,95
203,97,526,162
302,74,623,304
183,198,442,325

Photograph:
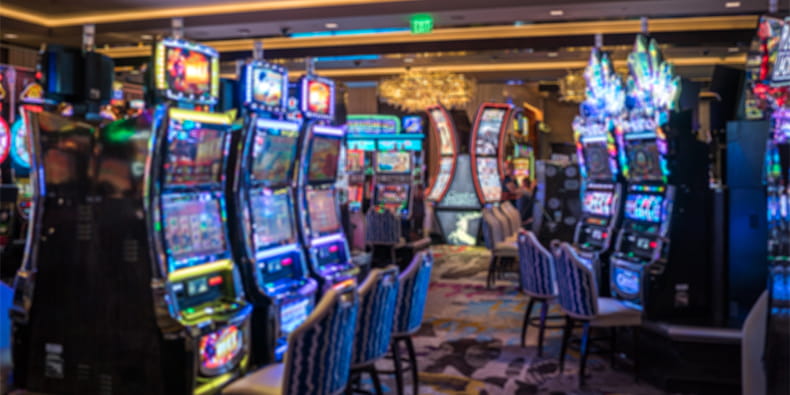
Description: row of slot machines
10,37,356,394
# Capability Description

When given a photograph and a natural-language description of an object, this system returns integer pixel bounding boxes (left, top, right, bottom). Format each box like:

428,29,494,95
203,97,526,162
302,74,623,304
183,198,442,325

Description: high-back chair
387,250,433,395
348,267,400,395
517,231,558,356
501,201,523,232
552,242,641,387
223,282,359,395
365,208,404,268
492,204,516,240
482,207,518,288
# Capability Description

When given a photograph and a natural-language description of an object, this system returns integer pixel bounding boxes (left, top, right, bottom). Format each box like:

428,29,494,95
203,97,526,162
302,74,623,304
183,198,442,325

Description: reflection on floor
373,245,665,395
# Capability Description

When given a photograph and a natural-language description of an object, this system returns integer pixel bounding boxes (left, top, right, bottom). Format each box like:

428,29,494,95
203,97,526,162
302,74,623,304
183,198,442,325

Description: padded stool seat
591,298,642,327
494,242,518,256
224,364,284,395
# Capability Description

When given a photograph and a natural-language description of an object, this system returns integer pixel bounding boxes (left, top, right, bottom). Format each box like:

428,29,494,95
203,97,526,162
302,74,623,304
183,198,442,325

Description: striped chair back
501,201,522,232
517,231,557,299
481,209,497,250
283,282,359,395
552,242,598,320
393,250,434,336
482,207,507,245
352,266,400,366
492,205,515,236
365,208,401,245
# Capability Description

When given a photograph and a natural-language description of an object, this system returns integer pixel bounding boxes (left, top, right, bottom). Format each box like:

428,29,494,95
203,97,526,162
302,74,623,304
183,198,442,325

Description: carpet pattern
371,245,667,395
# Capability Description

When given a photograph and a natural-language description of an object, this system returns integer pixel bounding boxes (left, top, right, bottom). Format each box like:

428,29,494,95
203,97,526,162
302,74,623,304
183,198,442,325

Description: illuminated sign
410,14,434,34
346,114,401,134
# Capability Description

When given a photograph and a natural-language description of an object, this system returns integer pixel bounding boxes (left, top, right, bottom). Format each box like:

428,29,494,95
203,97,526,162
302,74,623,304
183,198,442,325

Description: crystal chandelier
378,69,476,113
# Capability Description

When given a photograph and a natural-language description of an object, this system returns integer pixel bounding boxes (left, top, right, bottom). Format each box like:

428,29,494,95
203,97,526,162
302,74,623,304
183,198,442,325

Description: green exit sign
410,14,434,34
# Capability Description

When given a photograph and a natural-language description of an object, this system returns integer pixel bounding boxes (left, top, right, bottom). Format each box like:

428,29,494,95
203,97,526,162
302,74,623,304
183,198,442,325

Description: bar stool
517,231,560,356
223,282,359,395
482,208,517,288
347,267,400,395
552,242,641,387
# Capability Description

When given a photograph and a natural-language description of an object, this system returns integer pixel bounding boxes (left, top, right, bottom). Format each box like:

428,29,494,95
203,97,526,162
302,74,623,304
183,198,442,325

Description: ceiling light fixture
140,34,153,40
728,46,739,52
3,33,18,39
325,22,339,29
550,10,564,16
547,52,559,57
725,1,740,8
378,69,475,112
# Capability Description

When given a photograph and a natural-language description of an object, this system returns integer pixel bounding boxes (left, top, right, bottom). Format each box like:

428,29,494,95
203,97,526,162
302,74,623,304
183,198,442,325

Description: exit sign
410,14,434,34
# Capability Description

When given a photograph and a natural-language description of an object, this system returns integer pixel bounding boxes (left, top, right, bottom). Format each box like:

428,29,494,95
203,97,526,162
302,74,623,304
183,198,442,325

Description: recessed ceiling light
547,51,559,57
325,22,339,29
550,10,564,16
728,46,739,52
514,20,525,26
4,33,19,39
404,57,414,63
725,1,740,8
140,34,153,40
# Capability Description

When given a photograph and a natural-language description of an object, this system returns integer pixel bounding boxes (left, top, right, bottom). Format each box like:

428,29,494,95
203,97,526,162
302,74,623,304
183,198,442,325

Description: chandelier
558,70,586,103
378,69,476,113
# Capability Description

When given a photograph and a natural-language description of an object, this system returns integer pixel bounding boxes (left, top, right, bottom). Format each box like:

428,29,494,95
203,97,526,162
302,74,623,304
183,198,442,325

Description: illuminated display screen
0,118,9,164
307,136,340,182
427,157,454,201
624,193,664,223
199,325,243,372
403,115,423,133
583,191,614,217
376,184,409,204
346,149,365,173
307,188,340,234
513,158,530,185
476,157,502,202
11,117,30,169
348,139,375,151
244,63,287,111
614,266,640,296
251,125,298,185
156,39,218,103
475,108,505,156
260,252,299,285
162,193,226,268
583,142,613,180
164,115,226,186
376,151,411,174
378,139,423,151
302,77,335,120
346,115,400,134
429,108,455,156
626,138,663,182
250,189,295,249
281,298,311,334
173,273,225,310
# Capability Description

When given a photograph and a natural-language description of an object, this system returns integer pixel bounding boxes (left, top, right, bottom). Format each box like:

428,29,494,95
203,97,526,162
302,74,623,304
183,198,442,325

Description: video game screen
376,184,409,204
429,108,455,156
376,151,411,174
245,63,287,111
624,193,664,223
625,138,664,182
475,108,506,156
158,40,218,103
306,188,341,234
162,193,226,269
427,157,454,201
346,149,365,173
251,124,299,185
476,157,502,202
307,136,341,182
583,142,614,180
164,115,226,186
582,190,614,217
302,77,335,120
199,325,243,372
250,189,295,249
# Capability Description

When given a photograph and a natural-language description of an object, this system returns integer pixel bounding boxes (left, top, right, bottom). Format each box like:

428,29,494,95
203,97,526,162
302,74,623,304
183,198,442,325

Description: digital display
429,108,455,156
164,114,227,186
624,193,664,223
513,158,531,185
376,184,409,204
346,115,400,134
260,252,299,285
346,150,365,173
427,157,453,201
199,325,243,372
376,151,411,174
307,188,340,234
476,157,502,202
378,139,423,151
347,139,375,151
614,266,640,296
582,191,614,217
0,117,9,164
583,142,613,180
281,298,311,334
173,273,225,310
244,63,287,111
251,124,299,185
301,76,335,120
475,108,505,156
250,189,295,249
162,193,226,268
11,117,30,169
626,138,663,182
403,115,423,134
307,136,340,182
156,39,218,103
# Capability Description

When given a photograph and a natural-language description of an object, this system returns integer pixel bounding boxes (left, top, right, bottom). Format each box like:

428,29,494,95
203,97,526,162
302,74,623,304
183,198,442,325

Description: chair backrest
517,231,557,299
283,282,359,395
482,207,506,246
365,208,401,245
393,250,434,336
501,201,522,232
481,208,497,250
552,242,598,320
352,266,400,366
492,205,514,236
741,291,768,395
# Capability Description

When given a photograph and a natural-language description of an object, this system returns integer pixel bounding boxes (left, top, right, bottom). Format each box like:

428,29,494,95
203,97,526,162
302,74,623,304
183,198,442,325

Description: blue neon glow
312,233,344,246
291,27,409,38
315,54,381,62
255,243,301,261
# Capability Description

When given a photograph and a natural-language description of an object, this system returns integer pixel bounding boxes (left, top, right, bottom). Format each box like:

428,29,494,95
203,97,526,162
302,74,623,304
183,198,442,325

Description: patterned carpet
372,245,667,395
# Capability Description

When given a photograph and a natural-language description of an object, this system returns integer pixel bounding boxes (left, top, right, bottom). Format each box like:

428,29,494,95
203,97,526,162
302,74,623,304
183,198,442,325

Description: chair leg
610,327,617,368
405,336,419,395
392,339,405,395
579,321,591,387
521,298,536,348
559,316,574,373
369,365,384,395
632,326,640,382
486,255,496,289
537,300,549,357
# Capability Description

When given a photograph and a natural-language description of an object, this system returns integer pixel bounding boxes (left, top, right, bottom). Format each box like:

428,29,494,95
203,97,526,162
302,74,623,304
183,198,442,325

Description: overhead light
547,52,559,57
514,20,525,26
325,22,339,29
725,1,740,8
550,10,564,16
404,57,414,63
3,33,19,39
728,46,739,52
140,34,153,40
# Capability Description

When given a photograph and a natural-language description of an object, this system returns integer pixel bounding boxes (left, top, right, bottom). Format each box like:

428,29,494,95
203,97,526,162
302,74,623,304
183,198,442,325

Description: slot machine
296,74,357,290
609,35,710,322
228,58,317,365
374,132,426,229
572,48,626,293
470,102,520,207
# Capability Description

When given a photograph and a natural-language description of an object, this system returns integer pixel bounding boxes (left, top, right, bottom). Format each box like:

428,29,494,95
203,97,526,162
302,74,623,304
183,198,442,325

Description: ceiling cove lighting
550,10,565,16
325,22,339,29
725,1,741,7
290,27,408,38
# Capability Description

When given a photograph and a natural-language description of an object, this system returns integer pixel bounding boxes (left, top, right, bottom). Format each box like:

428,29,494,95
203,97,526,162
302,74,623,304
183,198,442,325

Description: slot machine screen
306,189,340,234
199,325,243,373
156,39,219,104
475,108,505,156
346,149,365,173
476,157,502,202
376,184,409,205
307,136,340,182
164,115,227,186
162,193,227,269
624,193,664,223
251,124,299,185
625,137,664,182
301,76,335,120
583,142,613,180
244,62,287,112
582,190,614,217
427,157,454,201
376,151,411,174
429,108,455,156
250,189,295,249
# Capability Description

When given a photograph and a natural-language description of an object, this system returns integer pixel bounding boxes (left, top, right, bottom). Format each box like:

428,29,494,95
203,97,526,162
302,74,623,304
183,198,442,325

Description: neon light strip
581,135,608,143
313,125,344,136
256,119,299,131
292,28,409,39
312,233,344,246
315,55,382,62
256,243,300,261
624,131,657,140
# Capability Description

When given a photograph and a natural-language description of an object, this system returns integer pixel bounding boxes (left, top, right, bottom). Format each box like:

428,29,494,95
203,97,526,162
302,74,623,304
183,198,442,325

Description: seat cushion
493,241,518,257
222,363,284,395
590,297,642,327
505,234,518,243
